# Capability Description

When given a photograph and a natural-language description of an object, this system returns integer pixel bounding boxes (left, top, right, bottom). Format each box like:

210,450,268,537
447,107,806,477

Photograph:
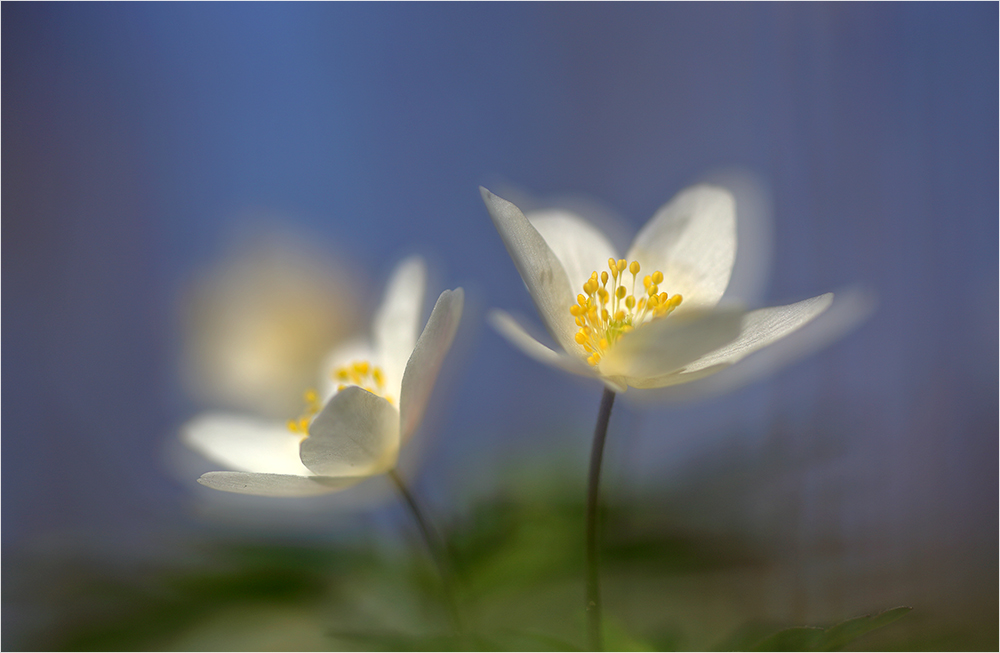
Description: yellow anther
335,368,349,381
337,383,346,391
372,367,385,387
287,419,299,432
298,417,310,432
567,264,681,366
304,389,318,403
353,361,369,375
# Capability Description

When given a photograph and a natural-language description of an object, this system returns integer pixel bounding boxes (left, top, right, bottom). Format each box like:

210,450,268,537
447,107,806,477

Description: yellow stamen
302,358,395,436
566,261,681,367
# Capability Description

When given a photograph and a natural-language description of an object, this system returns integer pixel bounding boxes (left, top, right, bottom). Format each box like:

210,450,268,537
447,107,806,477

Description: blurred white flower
183,257,464,497
482,185,855,393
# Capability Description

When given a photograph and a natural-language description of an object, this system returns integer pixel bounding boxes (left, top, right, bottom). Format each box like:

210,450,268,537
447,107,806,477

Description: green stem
586,388,616,651
388,469,463,635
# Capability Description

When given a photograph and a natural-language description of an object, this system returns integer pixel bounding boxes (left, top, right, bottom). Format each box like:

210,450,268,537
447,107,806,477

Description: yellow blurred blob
180,231,361,417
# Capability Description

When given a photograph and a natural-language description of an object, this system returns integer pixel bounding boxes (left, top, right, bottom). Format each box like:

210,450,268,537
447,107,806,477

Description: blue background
3,1,997,643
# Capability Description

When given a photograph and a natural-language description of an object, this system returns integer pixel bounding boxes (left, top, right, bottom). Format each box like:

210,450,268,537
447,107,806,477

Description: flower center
570,258,682,366
287,361,394,437
331,360,393,405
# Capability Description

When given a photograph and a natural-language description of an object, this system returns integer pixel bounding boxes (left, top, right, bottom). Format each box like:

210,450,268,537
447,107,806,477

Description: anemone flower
481,184,862,650
183,256,463,498
481,185,838,393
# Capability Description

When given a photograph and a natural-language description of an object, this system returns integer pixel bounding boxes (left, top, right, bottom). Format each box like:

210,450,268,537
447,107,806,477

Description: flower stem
586,387,616,652
388,469,464,635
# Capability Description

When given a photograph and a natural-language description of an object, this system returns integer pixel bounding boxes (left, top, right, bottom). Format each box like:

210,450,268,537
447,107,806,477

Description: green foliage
8,476,931,651
745,607,913,652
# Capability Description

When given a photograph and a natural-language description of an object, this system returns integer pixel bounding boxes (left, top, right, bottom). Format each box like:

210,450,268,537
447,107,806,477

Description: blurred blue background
3,2,996,649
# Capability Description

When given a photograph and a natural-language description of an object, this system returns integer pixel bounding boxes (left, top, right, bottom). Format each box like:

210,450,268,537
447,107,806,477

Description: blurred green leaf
749,607,912,651
601,619,659,651
330,628,581,651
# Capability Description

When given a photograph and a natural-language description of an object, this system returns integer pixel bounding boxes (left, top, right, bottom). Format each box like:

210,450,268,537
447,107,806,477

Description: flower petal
679,293,836,374
598,308,744,382
626,185,736,310
480,187,580,356
527,209,619,298
399,288,464,442
488,309,602,379
300,386,400,476
374,255,427,399
182,413,314,476
630,290,871,396
625,362,730,390
197,471,364,497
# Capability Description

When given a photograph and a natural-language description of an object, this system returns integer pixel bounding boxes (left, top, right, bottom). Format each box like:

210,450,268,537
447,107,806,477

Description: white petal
625,362,731,390
527,209,619,298
480,187,580,356
626,185,736,310
488,309,602,380
182,413,313,476
701,168,774,305
631,290,872,397
399,288,464,442
317,338,376,402
373,255,426,399
197,471,363,497
680,293,835,373
598,308,744,382
300,386,400,476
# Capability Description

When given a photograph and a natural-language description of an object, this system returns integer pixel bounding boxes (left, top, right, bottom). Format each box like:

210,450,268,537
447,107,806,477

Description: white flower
182,256,464,497
481,185,842,393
